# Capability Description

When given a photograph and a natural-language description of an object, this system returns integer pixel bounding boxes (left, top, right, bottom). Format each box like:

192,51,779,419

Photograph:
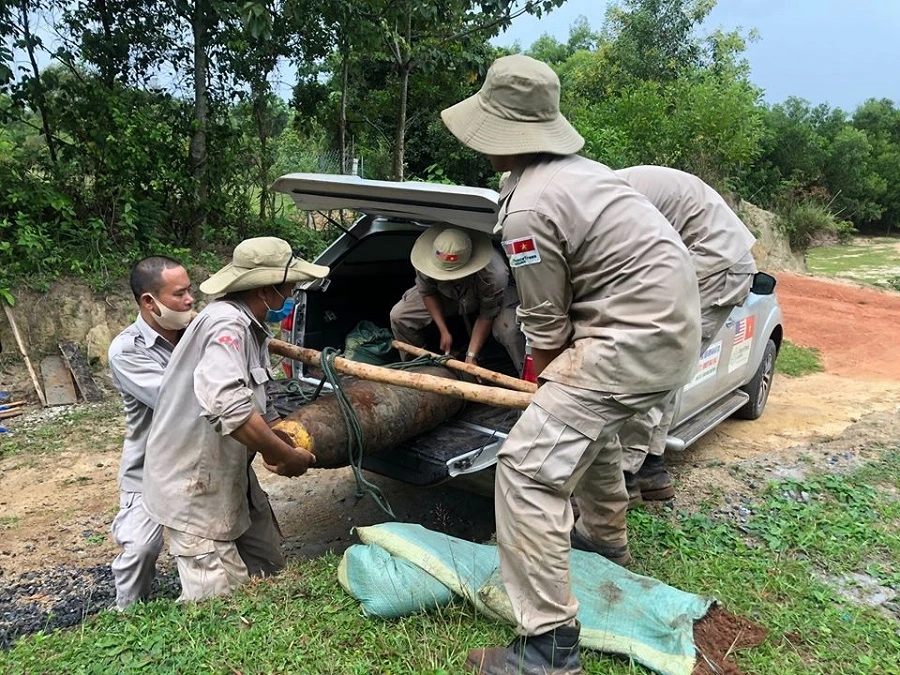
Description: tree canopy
1,0,898,294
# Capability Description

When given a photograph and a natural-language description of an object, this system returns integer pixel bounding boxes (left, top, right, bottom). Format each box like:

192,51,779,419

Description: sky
493,0,900,111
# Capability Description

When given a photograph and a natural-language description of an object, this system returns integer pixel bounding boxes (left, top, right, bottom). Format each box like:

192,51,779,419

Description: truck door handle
724,318,735,329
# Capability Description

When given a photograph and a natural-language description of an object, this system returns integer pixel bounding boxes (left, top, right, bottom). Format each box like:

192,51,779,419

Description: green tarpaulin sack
343,320,397,365
339,522,713,675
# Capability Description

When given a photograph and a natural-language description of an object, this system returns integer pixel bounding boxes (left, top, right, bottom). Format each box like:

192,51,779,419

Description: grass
0,399,123,461
2,447,899,674
776,340,824,377
806,237,900,289
0,515,20,529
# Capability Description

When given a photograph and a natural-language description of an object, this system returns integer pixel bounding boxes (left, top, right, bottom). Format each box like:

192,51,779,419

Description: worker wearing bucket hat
442,55,701,674
614,166,758,507
143,237,329,602
390,225,525,373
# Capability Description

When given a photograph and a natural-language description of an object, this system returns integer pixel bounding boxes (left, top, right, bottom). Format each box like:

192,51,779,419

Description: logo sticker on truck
684,341,722,391
502,236,541,267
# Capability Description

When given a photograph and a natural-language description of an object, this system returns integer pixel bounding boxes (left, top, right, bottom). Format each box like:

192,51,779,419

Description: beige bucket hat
441,54,584,156
200,236,329,295
410,227,493,281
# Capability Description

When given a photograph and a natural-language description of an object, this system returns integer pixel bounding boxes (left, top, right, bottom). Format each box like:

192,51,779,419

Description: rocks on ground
0,565,179,650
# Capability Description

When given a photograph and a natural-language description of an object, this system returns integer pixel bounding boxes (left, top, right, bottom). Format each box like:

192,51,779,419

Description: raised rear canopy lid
272,173,500,233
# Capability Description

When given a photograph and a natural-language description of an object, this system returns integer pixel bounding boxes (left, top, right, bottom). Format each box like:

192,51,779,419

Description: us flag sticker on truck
502,236,541,268
727,316,755,373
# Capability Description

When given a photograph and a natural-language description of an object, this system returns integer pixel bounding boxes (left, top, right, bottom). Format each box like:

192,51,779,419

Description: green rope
319,346,396,518
385,353,453,370
307,348,455,518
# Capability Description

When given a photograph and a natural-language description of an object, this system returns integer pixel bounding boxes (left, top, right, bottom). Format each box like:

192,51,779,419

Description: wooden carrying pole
268,339,533,411
392,340,538,394
2,302,47,407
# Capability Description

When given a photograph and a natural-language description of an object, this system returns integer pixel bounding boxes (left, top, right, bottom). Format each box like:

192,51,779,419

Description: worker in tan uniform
142,237,329,602
108,256,194,609
441,55,701,674
390,226,525,372
614,166,758,504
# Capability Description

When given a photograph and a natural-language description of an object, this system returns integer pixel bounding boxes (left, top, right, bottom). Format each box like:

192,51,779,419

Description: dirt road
774,273,900,379
0,273,898,578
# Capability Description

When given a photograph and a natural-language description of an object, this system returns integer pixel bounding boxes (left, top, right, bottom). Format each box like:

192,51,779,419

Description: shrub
776,200,857,252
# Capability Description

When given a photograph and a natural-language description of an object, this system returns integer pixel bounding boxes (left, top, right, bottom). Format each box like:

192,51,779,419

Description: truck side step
667,390,750,451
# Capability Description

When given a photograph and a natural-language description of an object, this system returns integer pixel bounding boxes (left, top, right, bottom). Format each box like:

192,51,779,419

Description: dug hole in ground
1,266,899,671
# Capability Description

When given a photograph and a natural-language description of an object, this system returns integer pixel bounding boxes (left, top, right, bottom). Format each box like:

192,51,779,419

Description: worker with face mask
108,256,194,609
142,237,329,601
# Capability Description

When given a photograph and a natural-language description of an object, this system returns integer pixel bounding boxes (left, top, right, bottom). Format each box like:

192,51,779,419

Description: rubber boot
636,454,676,501
623,471,643,509
465,622,583,675
570,528,632,567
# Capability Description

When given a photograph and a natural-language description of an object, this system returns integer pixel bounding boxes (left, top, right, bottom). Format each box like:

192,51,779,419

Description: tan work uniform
614,166,758,472
143,299,284,602
107,316,173,609
390,248,525,371
495,154,701,635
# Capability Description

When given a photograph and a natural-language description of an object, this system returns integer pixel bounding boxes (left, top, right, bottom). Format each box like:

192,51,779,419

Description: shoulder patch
502,236,542,268
217,334,242,350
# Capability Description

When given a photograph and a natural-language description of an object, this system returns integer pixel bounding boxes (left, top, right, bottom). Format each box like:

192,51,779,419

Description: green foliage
743,96,900,235
1,0,898,292
776,199,856,252
570,68,764,184
776,340,824,377
603,0,715,85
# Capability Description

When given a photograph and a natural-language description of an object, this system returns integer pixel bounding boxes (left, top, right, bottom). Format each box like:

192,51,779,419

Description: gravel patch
0,564,180,649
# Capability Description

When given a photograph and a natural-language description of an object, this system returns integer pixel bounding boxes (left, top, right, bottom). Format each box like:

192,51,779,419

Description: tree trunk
96,0,115,86
254,88,268,220
189,0,208,230
272,367,464,468
392,61,409,181
18,0,57,164
391,13,412,182
339,37,349,174
268,339,534,410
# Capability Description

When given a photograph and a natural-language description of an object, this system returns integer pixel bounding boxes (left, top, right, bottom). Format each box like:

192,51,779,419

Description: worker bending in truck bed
614,165,758,505
142,237,328,602
390,226,525,373
108,256,194,609
441,54,701,674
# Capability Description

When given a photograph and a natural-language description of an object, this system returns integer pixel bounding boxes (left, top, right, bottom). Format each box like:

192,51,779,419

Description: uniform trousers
111,491,163,609
620,265,755,473
495,381,670,634
166,470,284,602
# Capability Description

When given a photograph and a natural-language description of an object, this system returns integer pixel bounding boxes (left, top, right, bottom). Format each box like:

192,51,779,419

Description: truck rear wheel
735,339,777,420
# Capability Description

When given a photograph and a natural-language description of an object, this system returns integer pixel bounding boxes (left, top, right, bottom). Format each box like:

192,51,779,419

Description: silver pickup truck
272,173,784,486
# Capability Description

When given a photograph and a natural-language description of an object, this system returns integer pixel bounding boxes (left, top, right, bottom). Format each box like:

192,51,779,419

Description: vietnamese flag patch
502,236,542,268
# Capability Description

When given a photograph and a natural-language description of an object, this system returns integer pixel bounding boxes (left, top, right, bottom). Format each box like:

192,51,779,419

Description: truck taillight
521,354,537,384
280,312,295,378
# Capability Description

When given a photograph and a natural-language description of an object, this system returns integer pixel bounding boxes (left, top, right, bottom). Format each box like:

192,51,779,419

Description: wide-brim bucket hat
441,54,584,156
200,236,329,295
410,226,493,281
